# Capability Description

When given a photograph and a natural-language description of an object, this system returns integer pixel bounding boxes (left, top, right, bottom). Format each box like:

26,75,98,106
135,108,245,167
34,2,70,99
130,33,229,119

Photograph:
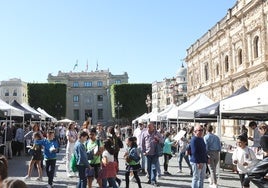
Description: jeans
178,151,192,172
191,162,206,188
77,165,87,188
102,177,118,188
138,147,146,170
146,155,158,183
207,151,219,184
156,157,161,177
45,159,56,186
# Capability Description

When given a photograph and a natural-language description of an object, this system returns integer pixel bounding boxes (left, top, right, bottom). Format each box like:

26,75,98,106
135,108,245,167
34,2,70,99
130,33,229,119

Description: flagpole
73,59,78,71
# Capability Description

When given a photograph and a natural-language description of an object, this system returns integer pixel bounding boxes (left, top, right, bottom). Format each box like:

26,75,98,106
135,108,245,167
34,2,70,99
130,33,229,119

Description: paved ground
8,137,258,188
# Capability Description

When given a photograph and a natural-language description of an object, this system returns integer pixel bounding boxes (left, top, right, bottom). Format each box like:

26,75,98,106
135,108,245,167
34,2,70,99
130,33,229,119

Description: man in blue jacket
189,125,208,188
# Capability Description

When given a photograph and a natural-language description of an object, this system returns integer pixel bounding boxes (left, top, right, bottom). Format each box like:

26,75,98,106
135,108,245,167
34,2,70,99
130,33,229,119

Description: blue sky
0,0,236,84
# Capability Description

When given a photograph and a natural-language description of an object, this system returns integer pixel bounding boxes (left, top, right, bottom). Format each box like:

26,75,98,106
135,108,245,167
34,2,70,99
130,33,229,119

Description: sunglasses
195,129,203,132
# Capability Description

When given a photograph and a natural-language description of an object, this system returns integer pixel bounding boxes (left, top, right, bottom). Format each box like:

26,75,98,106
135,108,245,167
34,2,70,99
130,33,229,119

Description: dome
176,63,187,77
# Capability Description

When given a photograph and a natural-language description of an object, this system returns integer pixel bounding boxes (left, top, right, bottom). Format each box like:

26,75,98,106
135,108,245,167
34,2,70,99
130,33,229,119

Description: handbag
70,154,78,172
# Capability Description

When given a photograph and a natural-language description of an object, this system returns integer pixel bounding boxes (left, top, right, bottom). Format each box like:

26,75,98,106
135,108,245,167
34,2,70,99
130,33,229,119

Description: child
232,135,258,188
38,130,59,188
124,136,142,188
101,139,118,188
24,132,43,181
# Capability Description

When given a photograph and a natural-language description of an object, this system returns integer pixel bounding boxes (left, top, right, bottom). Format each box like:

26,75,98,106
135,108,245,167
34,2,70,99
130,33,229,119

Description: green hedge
28,83,66,119
110,83,152,124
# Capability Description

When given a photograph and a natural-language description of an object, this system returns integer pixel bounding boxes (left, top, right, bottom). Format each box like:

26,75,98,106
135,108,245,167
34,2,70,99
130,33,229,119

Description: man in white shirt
133,120,146,174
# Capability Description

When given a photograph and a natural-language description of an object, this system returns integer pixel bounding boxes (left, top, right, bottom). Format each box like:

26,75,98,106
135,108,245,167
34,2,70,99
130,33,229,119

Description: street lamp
145,94,152,113
115,101,122,125
55,102,63,120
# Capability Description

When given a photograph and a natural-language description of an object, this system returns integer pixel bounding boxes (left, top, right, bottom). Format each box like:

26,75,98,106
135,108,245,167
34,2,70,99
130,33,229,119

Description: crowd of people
0,119,267,188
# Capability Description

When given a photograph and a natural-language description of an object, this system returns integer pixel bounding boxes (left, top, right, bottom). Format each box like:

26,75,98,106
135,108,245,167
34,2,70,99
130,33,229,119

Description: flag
96,60,98,71
85,60,88,72
73,60,78,70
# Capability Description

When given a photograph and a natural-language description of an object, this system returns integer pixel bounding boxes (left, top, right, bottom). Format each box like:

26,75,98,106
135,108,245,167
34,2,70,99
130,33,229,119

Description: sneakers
116,178,121,187
24,175,31,180
152,181,159,187
164,171,171,175
36,177,43,181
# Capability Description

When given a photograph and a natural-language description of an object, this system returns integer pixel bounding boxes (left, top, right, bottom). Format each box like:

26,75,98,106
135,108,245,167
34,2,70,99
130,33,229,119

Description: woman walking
124,136,142,188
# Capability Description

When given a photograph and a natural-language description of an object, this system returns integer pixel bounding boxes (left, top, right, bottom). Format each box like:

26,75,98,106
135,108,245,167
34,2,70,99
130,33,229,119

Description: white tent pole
217,114,221,180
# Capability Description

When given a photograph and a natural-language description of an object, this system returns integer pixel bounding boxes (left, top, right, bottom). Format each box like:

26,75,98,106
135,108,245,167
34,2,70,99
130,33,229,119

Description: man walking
141,122,163,186
204,125,221,188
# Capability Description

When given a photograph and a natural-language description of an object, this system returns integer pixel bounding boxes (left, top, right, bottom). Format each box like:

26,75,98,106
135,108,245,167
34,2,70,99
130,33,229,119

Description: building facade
47,70,128,125
185,0,268,136
152,64,187,113
0,78,28,104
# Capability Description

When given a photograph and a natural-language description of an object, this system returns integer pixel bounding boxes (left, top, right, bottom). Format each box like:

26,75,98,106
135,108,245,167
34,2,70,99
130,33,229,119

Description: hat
260,135,268,152
138,119,143,124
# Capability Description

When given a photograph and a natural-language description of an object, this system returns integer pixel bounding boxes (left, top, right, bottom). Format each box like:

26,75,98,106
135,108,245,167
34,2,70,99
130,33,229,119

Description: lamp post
55,102,63,120
145,94,152,113
115,101,122,125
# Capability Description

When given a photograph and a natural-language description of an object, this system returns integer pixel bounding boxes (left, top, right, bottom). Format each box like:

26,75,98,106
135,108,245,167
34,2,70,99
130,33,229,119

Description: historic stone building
47,70,128,125
152,64,187,113
0,78,28,104
185,0,268,137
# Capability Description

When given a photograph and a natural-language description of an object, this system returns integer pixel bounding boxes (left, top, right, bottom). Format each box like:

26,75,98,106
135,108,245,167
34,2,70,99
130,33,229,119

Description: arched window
204,63,209,81
253,36,259,58
238,49,243,65
225,55,229,72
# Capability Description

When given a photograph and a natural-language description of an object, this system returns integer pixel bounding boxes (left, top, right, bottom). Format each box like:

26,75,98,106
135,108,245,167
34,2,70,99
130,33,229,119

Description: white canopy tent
132,113,148,124
0,99,24,117
167,94,214,120
57,118,75,123
37,107,57,122
145,111,159,122
220,81,268,120
157,104,177,121
21,103,46,121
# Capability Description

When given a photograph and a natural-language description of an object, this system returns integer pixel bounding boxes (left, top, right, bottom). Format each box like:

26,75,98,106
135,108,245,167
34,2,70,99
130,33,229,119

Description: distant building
47,70,128,125
185,0,268,136
0,78,28,104
152,64,187,113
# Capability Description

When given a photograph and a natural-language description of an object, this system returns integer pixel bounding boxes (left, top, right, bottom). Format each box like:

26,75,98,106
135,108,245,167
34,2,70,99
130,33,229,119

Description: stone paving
8,137,258,188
